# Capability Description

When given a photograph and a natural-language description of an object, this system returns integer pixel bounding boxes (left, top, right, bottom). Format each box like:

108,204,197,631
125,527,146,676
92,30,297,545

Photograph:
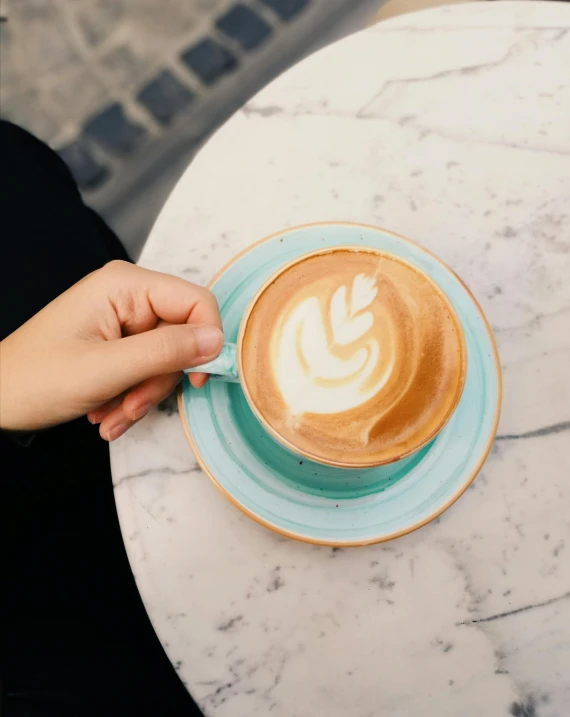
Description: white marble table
111,3,570,715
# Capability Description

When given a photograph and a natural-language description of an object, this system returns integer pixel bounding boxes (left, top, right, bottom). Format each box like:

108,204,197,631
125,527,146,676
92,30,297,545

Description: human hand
0,261,223,440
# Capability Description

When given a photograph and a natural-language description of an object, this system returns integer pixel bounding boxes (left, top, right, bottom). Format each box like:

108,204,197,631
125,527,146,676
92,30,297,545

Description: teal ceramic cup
185,245,467,469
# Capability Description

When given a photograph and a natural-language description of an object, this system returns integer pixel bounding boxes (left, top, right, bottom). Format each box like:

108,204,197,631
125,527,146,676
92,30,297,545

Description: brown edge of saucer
177,221,503,547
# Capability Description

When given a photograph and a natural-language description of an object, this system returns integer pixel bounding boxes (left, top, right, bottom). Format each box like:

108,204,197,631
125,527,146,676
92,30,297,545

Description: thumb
90,324,223,397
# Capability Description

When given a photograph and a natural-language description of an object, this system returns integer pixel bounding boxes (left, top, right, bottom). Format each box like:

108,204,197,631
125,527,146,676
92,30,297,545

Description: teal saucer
179,222,501,546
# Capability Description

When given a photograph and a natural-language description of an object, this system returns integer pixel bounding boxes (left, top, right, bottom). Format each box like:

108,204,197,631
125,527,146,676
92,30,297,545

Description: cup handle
184,342,240,383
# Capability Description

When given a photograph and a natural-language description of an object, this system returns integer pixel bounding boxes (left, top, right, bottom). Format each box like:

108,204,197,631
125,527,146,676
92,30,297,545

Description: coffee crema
241,248,466,466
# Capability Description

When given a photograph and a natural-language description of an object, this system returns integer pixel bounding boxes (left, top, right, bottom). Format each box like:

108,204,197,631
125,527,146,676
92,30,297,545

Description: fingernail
107,423,128,441
190,374,208,389
194,326,223,357
132,403,151,421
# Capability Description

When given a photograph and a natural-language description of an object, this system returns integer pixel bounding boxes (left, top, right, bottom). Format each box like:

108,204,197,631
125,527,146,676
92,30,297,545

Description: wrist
0,333,38,431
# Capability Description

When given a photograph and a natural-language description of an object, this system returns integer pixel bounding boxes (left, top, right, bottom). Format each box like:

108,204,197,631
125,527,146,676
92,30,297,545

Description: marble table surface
110,3,570,715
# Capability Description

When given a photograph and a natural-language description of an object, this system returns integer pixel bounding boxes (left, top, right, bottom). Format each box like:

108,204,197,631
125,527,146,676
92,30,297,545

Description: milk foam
272,274,394,415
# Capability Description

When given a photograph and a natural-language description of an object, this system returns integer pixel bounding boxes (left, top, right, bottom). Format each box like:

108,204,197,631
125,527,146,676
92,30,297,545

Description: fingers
121,372,182,419
83,265,224,435
95,373,182,441
84,323,223,402
87,395,123,425
101,261,223,334
188,373,209,389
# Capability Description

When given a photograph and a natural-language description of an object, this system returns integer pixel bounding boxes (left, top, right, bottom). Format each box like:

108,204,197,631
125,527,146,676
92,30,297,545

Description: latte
240,247,466,467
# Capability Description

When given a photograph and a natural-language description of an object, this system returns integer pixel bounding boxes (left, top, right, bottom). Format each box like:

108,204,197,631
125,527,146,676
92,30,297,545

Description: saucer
178,222,501,546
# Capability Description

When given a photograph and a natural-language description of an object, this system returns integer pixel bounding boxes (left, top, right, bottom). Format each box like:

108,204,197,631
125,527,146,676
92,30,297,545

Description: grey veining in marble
111,3,570,716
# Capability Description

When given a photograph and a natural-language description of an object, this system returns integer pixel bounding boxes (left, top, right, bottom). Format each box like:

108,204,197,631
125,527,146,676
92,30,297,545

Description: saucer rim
178,221,502,547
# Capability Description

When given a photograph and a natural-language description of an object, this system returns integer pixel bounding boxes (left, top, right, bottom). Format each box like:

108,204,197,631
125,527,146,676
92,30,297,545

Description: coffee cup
186,245,466,468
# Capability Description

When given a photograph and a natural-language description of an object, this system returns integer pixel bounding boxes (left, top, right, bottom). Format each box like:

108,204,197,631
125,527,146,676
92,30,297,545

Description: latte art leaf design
274,274,393,416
